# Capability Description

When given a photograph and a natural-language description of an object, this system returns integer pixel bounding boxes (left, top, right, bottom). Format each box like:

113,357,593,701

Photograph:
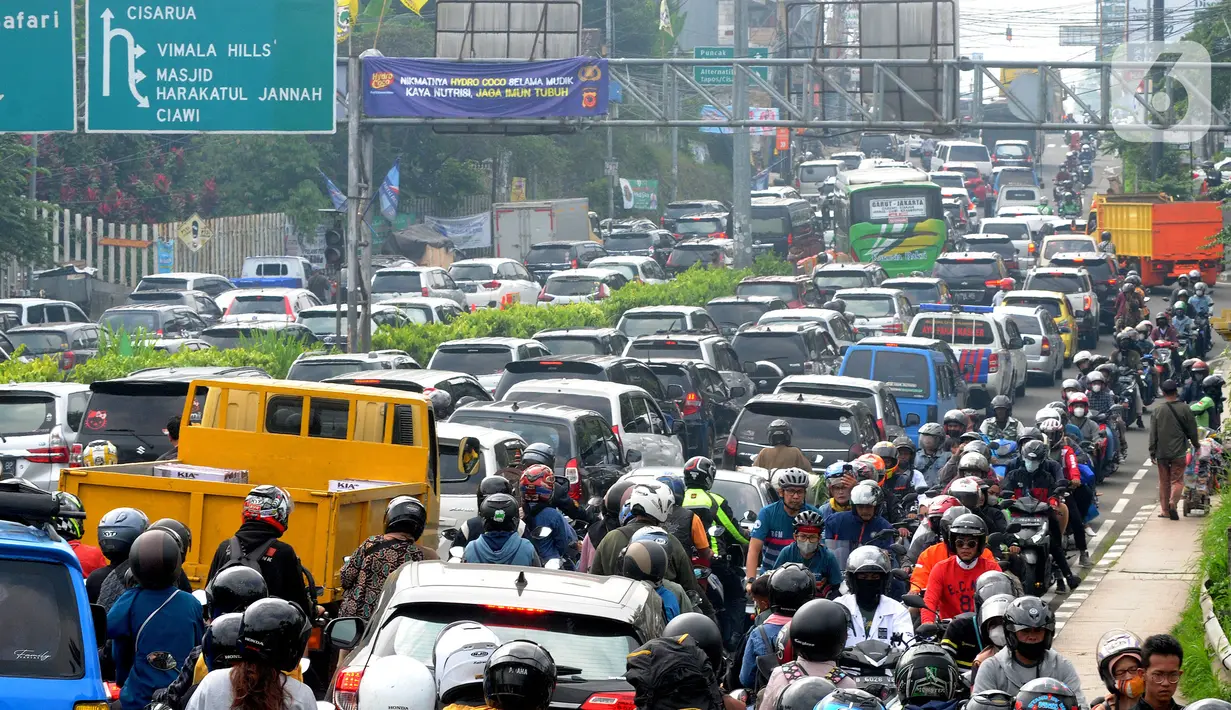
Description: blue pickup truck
232,255,319,290
0,483,109,710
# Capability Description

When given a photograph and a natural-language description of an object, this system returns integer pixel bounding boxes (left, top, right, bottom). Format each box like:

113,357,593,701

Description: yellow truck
61,377,478,602
1087,193,1225,288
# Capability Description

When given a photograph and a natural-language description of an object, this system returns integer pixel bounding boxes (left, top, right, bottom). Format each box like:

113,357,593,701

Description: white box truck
491,198,598,262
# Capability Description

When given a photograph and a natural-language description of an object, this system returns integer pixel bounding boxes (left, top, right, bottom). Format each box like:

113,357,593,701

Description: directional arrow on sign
100,8,149,108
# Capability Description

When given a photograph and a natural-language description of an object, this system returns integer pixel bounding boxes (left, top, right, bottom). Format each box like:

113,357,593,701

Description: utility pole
671,47,679,200
606,0,615,222
1150,0,1164,179
732,0,752,268
345,45,361,352
359,130,374,353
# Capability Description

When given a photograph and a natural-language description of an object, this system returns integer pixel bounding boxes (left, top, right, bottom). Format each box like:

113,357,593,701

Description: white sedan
448,258,542,309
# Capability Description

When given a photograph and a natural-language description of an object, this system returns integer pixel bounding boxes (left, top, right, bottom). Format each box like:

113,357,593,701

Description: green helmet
1174,300,1188,314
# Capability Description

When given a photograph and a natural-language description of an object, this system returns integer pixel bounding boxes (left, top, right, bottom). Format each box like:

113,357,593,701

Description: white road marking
1112,498,1128,513
1124,481,1139,495
1134,469,1148,480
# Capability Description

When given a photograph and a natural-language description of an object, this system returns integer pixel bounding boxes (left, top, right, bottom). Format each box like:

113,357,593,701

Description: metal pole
732,0,752,268
28,134,37,199
1151,0,1164,179
606,0,615,222
671,49,679,200
346,53,361,352
359,131,374,352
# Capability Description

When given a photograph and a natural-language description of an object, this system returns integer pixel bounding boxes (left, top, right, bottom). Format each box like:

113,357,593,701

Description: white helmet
1189,269,1201,281
1034,407,1062,425
432,621,500,704
850,480,883,507
1073,350,1092,366
358,655,436,710
771,467,811,491
626,481,673,523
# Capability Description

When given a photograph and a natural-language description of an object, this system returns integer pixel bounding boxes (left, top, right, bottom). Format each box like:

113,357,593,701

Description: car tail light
795,178,801,189
1026,154,1033,163
985,280,1002,287
683,392,701,416
877,418,886,438
27,446,70,464
421,286,430,297
1083,294,1092,311
660,216,665,226
69,443,83,468
595,284,609,300
105,682,121,701
284,299,294,316
482,604,552,614
572,258,579,268
988,352,1000,373
334,667,364,710
787,233,794,246
565,458,582,501
484,280,501,289
61,351,75,370
538,289,554,302
882,322,903,334
666,253,675,266
1040,337,1051,354
725,433,738,460
1028,242,1036,254
708,231,728,239
582,692,638,710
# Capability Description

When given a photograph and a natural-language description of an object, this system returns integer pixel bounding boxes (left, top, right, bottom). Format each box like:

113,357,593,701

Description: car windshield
1028,274,1086,293
375,604,638,681
930,174,966,189
85,389,205,436
545,277,600,296
537,336,605,356
668,246,723,268
136,277,189,291
883,283,940,306
949,145,989,162
995,144,1029,158
779,383,878,413
288,360,379,382
998,171,1036,186
735,404,856,451
592,262,639,281
676,218,725,236
101,311,160,333
665,203,717,219
842,295,896,318
297,313,348,337
749,213,788,237
963,240,1016,261
712,478,766,518
800,164,839,182
645,364,693,393
732,333,807,368
449,264,496,282
815,273,871,289
1054,259,1113,282
506,391,613,422
843,348,932,397
859,135,894,154
446,413,571,468
1043,239,1096,259
372,272,424,294
1002,188,1037,201
1007,314,1044,335
0,394,57,436
430,347,512,374
229,296,287,315
934,260,999,281
627,340,704,359
708,303,771,328
0,560,85,680
980,222,1029,239
201,328,274,349
911,316,996,345
8,331,70,355
527,246,572,263
1004,297,1062,318
620,314,688,337
737,283,796,301
606,233,656,249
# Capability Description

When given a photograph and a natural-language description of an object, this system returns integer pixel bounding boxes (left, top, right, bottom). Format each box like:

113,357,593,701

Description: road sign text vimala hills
85,0,336,133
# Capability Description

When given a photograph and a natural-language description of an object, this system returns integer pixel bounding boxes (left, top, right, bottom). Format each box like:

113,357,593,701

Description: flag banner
378,158,401,222
318,169,348,211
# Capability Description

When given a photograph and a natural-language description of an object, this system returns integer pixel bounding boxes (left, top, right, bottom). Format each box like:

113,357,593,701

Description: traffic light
320,209,345,268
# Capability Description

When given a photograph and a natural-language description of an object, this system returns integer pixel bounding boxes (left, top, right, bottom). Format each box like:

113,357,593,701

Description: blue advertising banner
364,57,609,119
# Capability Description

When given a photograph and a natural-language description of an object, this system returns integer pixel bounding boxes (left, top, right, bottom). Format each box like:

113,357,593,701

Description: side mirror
742,510,758,523
901,593,927,609
626,448,643,463
743,361,757,375
440,527,459,541
325,617,366,650
458,436,481,475
890,543,908,557
1007,522,1023,534
671,419,684,435
839,344,850,356
730,385,747,398
91,603,107,646
813,454,825,466
891,568,911,581
905,413,921,427
1009,338,1024,349
1021,335,1037,345
667,384,685,399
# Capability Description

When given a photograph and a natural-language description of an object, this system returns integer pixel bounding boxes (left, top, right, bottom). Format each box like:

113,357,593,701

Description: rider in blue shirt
744,468,820,580
519,465,577,564
771,510,843,597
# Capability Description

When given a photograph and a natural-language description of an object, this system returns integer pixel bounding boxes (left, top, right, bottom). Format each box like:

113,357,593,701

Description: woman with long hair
185,598,315,710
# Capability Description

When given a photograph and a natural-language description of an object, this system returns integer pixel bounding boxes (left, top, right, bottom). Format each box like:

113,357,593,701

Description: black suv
324,369,492,416
126,289,225,324
932,252,1009,306
705,296,789,336
99,304,210,338
1048,252,1119,330
666,239,731,275
644,359,744,456
532,327,630,357
662,199,729,232
603,230,677,266
85,366,271,462
858,132,904,161
198,321,319,350
722,393,880,468
730,323,837,393
524,241,607,282
493,355,684,428
960,235,1021,278
448,400,640,497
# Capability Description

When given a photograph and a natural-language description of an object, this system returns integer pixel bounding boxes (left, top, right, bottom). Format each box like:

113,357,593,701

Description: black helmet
683,456,718,489
790,599,848,662
817,688,885,710
1003,596,1055,661
1017,427,1043,447
974,570,1019,607
239,597,311,672
97,507,150,561
871,440,898,467
769,563,816,614
619,540,667,584
991,395,1012,411
943,409,967,429
977,593,1015,643
824,298,848,314
202,612,244,672
939,506,971,541
1120,282,1134,294
522,442,555,468
484,640,557,710
966,691,1016,710
480,493,520,532
128,528,183,590
894,643,964,703
149,518,192,555
477,475,514,507
962,440,991,461
1204,374,1223,395
1014,678,1079,710
51,492,86,541
768,419,793,446
206,566,269,619
779,678,838,710
893,435,916,459
945,513,988,556
384,495,427,538
1101,230,1112,241
603,479,636,519
663,612,725,673
427,389,453,419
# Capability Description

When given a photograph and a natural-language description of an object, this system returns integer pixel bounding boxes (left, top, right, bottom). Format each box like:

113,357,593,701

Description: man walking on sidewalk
1148,380,1201,520
1132,634,1184,710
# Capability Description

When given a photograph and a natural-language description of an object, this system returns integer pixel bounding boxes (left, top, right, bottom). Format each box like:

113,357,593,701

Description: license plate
1,457,15,476
954,291,981,303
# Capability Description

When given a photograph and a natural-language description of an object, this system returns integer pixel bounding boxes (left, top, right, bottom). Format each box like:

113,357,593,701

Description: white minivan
936,141,993,178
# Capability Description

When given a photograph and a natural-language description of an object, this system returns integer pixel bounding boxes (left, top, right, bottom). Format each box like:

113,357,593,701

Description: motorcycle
1139,352,1158,405
1058,198,1083,219
1001,488,1066,597
1092,413,1117,482
1194,312,1212,358
1113,365,1143,431
990,439,1019,480
1078,163,1094,186
1153,340,1176,384
838,639,905,702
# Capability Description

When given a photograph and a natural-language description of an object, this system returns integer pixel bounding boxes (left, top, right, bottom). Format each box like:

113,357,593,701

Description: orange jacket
910,541,997,593
921,555,1001,623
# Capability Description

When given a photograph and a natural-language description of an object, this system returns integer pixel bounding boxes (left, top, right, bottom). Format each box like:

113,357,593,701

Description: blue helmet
655,473,686,506
629,526,671,547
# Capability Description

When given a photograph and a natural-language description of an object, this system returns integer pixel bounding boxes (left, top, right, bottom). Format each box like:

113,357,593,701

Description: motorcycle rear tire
1020,564,1042,596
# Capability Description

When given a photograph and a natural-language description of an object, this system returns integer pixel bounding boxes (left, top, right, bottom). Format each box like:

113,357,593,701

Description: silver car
0,382,92,491
371,266,466,307
834,287,917,339
995,305,1066,385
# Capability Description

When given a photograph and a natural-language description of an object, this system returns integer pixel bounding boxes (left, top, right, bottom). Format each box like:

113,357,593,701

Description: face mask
854,581,882,609
1015,639,1049,663
1025,459,1040,472
1116,675,1145,699
1074,407,1087,417
797,540,819,556
989,625,1008,647
1092,384,1104,392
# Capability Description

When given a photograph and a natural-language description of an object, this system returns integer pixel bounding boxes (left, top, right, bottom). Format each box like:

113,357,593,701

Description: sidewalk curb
1199,576,1231,686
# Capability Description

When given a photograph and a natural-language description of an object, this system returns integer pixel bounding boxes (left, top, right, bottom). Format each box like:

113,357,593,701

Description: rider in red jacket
921,512,1000,622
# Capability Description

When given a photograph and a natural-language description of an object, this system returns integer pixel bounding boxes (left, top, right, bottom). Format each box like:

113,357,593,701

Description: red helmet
1000,278,1014,291
519,464,555,500
928,495,960,518
1066,392,1089,411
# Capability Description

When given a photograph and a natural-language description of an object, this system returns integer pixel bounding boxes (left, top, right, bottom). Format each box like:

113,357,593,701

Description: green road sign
693,46,769,86
85,0,336,133
0,0,77,133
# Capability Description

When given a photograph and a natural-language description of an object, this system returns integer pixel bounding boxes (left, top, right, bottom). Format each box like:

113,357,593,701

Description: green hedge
1174,489,1231,701
0,256,793,384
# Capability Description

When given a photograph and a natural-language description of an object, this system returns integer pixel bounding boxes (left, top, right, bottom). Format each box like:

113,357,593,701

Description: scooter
1078,163,1094,186
990,439,1019,480
1114,365,1143,431
1140,352,1158,405
1153,340,1176,384
1002,489,1064,596
1194,312,1212,357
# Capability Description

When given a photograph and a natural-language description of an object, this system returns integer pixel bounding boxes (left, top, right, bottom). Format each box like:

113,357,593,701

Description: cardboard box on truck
492,198,598,263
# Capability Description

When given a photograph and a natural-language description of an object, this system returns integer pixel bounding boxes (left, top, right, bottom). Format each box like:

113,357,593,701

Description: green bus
832,167,948,276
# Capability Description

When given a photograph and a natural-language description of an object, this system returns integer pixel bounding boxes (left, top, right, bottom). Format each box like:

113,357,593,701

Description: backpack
625,635,724,710
218,536,274,574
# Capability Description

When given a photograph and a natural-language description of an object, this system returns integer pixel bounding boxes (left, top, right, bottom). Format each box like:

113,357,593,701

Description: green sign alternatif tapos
85,0,336,133
0,0,77,133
